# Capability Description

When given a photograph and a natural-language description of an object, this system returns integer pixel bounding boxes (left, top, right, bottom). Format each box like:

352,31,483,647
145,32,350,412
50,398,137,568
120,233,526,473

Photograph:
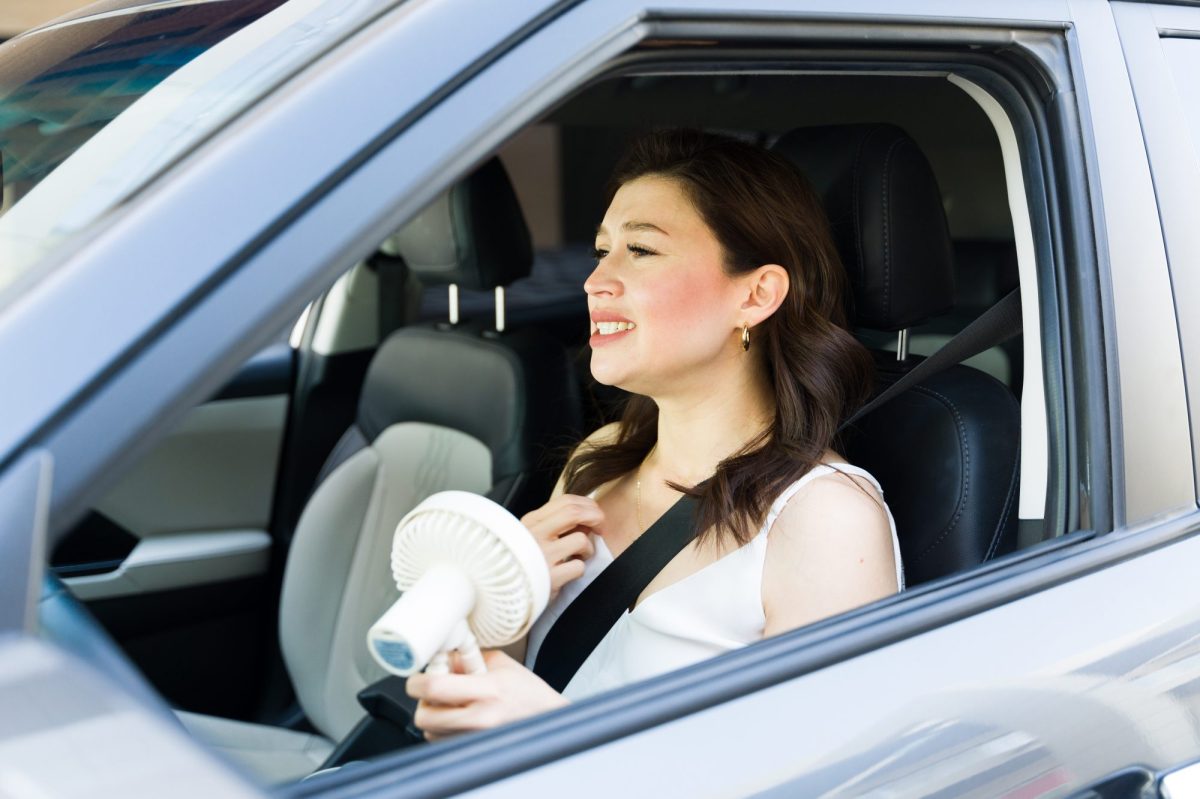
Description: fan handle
426,621,487,675
367,564,476,676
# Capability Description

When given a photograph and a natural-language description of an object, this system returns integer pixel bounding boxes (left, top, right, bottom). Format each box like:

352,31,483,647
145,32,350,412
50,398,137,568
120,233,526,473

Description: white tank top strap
761,461,904,589
763,462,879,535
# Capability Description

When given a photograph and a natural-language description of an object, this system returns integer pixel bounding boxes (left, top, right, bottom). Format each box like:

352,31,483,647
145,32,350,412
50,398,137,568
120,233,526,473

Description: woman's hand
520,494,603,599
406,650,568,741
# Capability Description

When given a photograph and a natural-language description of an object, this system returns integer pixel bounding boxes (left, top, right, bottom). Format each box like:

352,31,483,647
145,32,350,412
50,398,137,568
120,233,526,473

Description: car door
5,1,1200,798
263,1,1200,796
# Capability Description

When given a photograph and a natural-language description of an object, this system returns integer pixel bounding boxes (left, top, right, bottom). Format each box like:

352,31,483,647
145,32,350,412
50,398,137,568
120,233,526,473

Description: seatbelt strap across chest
532,496,697,692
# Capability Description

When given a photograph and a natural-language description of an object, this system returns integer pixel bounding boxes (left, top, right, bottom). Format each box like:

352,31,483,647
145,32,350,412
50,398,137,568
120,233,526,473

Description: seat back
773,124,1021,586
279,159,581,739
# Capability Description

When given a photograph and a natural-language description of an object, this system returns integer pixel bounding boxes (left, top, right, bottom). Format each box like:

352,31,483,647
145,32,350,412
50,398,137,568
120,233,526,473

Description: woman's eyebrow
624,221,669,236
594,221,671,237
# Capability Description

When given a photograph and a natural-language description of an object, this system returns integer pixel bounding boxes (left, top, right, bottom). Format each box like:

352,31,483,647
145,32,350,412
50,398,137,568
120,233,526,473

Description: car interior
43,68,1043,784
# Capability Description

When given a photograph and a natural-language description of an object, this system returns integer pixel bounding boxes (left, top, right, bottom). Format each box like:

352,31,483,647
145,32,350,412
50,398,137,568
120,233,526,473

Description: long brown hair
563,129,874,546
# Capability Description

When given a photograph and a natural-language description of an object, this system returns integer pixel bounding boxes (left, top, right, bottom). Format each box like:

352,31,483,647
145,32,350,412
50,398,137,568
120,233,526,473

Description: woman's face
586,175,749,395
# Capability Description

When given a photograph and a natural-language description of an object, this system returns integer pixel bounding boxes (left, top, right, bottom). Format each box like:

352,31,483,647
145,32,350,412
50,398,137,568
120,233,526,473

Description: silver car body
3,0,1200,796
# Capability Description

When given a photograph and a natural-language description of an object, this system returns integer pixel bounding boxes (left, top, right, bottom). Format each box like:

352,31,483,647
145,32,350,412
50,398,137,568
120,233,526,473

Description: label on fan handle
372,638,415,673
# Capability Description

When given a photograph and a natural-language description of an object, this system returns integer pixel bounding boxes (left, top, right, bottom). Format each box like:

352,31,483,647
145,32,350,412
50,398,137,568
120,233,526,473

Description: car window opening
35,43,1071,788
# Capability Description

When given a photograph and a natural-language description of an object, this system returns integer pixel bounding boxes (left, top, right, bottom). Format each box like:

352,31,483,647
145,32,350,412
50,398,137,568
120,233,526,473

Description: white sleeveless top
524,463,903,700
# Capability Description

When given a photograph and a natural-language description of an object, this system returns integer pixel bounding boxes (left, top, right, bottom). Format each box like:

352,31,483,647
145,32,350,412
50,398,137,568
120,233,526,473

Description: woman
406,129,903,738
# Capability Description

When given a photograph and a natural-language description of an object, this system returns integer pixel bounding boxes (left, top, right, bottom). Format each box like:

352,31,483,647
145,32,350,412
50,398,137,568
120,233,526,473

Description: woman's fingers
519,496,604,596
407,650,568,740
550,558,586,593
521,495,605,543
407,672,494,706
542,530,593,595
413,701,493,738
544,530,594,564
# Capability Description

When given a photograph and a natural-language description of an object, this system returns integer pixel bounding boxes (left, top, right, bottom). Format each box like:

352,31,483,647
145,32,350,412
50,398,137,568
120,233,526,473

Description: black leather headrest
772,124,954,331
357,326,581,485
382,158,533,290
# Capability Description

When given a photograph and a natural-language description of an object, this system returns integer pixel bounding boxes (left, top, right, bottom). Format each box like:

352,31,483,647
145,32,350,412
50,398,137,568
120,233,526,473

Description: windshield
0,0,393,305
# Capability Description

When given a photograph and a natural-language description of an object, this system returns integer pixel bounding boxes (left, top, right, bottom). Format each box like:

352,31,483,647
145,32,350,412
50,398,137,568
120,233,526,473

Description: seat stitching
852,133,868,292
908,384,969,563
984,440,1021,561
880,135,903,323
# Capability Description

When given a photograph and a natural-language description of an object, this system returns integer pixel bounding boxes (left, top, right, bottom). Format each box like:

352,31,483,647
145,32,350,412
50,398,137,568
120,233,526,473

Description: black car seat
178,158,582,783
773,124,1021,586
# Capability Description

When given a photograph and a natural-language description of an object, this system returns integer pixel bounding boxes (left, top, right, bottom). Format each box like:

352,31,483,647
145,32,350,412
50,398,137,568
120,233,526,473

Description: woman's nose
584,256,621,297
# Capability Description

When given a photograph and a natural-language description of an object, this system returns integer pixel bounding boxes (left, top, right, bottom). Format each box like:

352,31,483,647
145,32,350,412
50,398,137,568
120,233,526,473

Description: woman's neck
647,367,775,487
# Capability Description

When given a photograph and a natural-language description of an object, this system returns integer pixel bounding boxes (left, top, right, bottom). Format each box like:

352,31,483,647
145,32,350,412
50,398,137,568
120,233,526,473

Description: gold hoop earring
741,323,750,352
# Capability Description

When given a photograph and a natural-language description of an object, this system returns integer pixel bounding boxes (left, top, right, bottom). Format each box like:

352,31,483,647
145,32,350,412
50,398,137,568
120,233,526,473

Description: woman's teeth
593,321,636,335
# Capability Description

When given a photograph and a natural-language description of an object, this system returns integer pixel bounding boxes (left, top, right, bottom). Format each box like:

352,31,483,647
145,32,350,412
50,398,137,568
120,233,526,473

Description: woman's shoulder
784,466,886,520
760,459,900,634
762,458,892,556
766,456,884,518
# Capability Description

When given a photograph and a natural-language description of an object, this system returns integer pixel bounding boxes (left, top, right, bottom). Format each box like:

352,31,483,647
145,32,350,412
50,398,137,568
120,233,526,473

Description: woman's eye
593,247,609,262
627,244,657,257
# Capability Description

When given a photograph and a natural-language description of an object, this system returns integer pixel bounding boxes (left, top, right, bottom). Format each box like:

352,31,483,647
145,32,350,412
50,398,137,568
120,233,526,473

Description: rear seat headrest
772,124,954,332
381,157,533,291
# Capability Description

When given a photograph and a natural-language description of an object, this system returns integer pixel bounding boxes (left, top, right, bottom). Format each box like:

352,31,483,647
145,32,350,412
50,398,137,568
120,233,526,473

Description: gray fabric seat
177,711,335,785
182,159,581,783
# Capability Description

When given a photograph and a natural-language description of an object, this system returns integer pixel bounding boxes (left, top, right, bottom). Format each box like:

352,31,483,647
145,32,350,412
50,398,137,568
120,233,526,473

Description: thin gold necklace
636,471,643,533
635,445,656,533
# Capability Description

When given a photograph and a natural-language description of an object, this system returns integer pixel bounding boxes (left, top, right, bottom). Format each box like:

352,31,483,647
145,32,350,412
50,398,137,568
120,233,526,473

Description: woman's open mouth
590,320,636,347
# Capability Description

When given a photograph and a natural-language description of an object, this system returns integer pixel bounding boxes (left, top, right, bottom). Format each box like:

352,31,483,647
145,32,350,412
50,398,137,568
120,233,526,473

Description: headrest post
896,328,910,362
448,284,459,326
494,286,506,333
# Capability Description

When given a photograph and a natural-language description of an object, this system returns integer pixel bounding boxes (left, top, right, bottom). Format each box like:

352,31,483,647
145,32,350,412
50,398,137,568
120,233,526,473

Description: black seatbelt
844,287,1022,427
531,288,1022,690
533,496,697,692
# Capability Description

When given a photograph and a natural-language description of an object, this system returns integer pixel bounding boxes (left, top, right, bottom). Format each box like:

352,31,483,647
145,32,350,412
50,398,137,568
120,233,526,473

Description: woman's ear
739,264,790,325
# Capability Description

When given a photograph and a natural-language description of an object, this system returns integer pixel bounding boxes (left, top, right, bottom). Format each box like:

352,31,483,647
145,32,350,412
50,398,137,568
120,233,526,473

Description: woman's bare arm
761,472,899,638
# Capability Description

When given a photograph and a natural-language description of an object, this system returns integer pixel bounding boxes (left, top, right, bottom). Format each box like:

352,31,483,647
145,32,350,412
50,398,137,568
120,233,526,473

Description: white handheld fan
367,490,550,676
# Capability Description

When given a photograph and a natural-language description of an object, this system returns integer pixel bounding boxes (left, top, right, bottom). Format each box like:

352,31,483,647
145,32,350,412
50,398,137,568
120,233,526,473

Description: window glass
0,0,389,307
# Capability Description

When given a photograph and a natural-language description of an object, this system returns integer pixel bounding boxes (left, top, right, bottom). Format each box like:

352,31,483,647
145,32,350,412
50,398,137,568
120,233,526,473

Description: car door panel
52,354,291,595
47,346,291,719
90,396,285,542
63,530,271,602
